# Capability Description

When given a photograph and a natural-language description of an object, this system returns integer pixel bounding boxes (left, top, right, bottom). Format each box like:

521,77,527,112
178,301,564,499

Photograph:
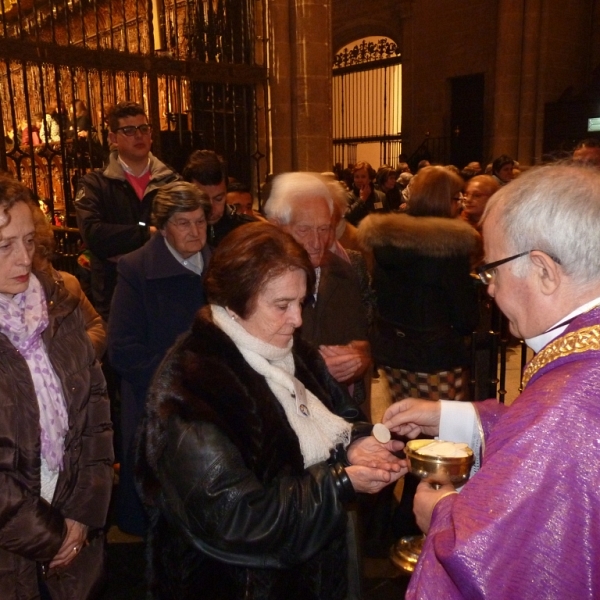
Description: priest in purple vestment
383,162,600,600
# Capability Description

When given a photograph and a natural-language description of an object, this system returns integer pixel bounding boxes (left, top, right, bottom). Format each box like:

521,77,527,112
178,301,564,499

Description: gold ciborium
390,439,474,574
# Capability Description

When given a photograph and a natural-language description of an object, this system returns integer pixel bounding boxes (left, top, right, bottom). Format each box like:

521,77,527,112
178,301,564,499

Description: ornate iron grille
0,0,268,226
333,38,402,168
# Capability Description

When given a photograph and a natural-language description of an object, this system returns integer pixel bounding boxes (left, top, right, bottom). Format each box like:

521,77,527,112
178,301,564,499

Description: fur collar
357,212,480,257
141,307,357,488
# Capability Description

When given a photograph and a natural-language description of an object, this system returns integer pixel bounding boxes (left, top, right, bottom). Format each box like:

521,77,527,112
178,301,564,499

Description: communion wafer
415,440,470,458
372,423,391,444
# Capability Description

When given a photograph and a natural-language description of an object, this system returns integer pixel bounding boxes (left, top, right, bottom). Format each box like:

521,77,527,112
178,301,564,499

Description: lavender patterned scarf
0,274,68,471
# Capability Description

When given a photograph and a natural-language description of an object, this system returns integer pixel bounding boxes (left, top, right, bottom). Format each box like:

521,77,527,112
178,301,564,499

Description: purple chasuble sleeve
474,398,508,439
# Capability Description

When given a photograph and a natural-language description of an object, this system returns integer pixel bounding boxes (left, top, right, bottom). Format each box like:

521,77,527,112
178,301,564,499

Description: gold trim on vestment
521,325,600,388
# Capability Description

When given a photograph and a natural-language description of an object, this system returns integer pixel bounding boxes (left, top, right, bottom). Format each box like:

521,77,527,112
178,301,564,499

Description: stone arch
332,0,404,55
333,21,402,55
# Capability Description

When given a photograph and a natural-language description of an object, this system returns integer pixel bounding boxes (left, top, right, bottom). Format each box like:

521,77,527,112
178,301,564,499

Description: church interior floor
100,346,528,599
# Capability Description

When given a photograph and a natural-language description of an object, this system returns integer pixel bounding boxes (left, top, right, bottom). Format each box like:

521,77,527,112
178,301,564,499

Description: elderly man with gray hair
382,163,600,599
108,181,212,536
264,172,371,406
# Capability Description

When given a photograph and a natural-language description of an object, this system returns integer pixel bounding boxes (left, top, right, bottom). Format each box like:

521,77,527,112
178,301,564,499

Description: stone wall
329,0,600,167
403,0,599,165
400,0,499,164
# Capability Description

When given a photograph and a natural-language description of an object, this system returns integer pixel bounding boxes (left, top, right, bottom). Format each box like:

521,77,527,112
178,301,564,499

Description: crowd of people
5,99,106,176
9,100,96,149
1,96,599,599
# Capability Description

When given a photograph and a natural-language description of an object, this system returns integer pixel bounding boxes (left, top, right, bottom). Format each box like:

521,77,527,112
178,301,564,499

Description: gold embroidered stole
522,325,600,388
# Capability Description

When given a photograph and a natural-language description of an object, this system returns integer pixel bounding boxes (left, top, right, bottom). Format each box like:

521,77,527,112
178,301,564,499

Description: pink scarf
0,275,68,471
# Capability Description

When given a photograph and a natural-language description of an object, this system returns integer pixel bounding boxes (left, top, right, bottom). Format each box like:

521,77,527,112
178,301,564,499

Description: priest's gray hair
264,172,334,225
483,162,600,284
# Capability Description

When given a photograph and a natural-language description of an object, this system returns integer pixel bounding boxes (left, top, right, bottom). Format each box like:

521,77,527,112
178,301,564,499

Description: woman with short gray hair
108,180,212,537
151,180,209,229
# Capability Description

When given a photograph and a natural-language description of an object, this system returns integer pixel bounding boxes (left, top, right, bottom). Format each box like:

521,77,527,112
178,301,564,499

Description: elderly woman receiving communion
137,221,407,599
0,174,113,600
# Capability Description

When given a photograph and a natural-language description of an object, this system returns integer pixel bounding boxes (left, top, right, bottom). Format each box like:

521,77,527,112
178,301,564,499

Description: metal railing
332,38,402,168
469,285,528,403
0,0,269,226
51,225,83,275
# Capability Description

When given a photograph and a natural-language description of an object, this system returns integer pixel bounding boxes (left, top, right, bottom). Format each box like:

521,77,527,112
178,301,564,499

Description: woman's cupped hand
345,435,407,493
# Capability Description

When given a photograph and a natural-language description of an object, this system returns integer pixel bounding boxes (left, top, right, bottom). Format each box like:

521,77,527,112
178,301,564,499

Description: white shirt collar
118,155,150,177
525,296,600,353
164,239,204,276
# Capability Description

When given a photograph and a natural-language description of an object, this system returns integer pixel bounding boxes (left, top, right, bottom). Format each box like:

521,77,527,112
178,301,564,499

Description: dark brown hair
205,221,315,318
376,166,398,188
182,150,227,186
492,154,514,176
0,173,36,231
107,101,147,132
407,166,464,218
352,160,376,180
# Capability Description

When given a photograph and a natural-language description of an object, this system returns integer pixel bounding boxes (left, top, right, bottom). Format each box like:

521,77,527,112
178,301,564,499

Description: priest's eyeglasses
115,124,152,136
477,250,561,285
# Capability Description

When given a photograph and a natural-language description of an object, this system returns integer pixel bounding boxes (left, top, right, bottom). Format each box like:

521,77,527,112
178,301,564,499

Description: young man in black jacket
75,101,179,320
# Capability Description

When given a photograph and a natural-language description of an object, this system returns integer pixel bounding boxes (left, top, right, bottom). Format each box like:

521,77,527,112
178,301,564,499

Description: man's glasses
477,250,561,285
114,124,152,137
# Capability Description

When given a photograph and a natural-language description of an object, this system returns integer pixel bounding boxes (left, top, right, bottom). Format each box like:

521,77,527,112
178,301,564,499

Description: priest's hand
413,480,457,534
347,435,407,475
383,398,441,438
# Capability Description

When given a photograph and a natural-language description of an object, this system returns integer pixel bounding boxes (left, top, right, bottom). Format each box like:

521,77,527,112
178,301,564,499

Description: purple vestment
407,306,600,599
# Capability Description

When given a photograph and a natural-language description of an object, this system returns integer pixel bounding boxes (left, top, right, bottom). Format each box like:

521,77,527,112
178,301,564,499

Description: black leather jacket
207,204,256,248
137,308,367,599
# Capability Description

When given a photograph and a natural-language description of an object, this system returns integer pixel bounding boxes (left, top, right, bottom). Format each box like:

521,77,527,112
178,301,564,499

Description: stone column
516,0,543,165
492,0,525,159
399,0,415,159
268,0,294,173
269,0,333,173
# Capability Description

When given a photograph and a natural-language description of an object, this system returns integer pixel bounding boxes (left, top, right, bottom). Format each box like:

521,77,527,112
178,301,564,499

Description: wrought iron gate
332,38,402,168
0,0,269,226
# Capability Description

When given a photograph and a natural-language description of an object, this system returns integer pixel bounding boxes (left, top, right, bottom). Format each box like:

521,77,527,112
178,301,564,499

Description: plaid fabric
383,366,466,401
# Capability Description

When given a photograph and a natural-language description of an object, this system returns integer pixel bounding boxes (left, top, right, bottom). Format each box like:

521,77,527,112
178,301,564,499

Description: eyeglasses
452,193,464,202
477,250,562,285
114,124,152,136
168,217,206,232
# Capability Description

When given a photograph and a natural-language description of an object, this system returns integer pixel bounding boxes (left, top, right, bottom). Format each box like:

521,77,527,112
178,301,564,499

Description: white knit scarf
0,275,68,471
211,305,351,468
